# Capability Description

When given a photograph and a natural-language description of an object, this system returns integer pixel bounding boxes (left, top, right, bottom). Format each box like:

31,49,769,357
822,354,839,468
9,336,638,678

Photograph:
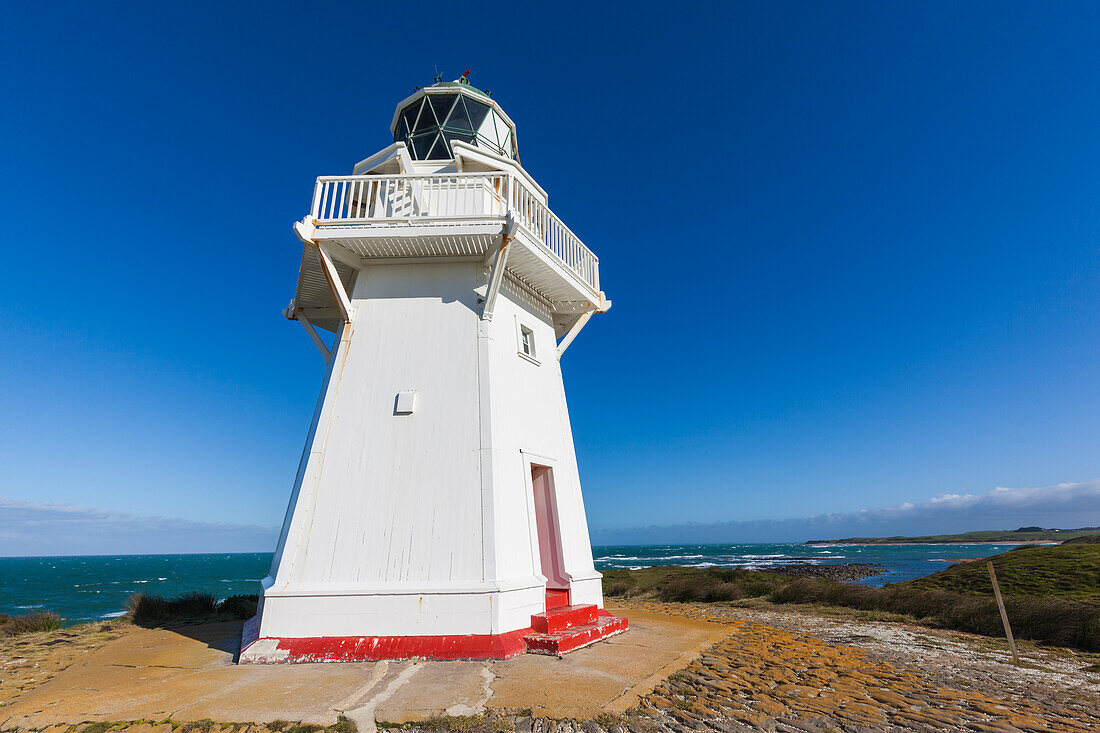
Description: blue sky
2,2,1100,554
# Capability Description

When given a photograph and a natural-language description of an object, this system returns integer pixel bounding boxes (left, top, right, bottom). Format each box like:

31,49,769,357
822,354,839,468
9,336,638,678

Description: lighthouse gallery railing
309,173,600,293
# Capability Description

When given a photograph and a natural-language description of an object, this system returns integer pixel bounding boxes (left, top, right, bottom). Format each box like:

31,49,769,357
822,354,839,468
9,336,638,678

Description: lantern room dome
390,79,518,161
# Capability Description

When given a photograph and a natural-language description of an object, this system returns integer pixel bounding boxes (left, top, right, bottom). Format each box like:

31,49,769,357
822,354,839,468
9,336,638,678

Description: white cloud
591,479,1100,545
0,498,277,557
7,480,1100,555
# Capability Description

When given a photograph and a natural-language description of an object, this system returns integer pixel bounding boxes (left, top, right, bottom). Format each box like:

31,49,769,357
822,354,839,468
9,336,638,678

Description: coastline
806,540,1059,546
2,544,1024,622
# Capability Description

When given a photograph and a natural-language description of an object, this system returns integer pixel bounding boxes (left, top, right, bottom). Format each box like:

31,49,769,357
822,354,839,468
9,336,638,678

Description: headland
805,525,1100,545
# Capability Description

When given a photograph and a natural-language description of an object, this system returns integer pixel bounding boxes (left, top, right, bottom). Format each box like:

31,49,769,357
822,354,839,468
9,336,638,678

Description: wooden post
987,560,1020,665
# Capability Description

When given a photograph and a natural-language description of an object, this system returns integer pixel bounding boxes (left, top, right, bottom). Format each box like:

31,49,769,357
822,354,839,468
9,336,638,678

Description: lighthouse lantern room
240,75,625,663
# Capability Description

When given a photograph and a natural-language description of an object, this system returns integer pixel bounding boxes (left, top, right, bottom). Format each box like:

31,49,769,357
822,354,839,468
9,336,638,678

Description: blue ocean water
0,553,271,624
591,543,1021,585
0,543,1022,624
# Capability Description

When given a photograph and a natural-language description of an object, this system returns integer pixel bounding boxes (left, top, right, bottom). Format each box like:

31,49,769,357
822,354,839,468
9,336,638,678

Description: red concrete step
530,604,598,634
545,589,570,610
523,613,629,656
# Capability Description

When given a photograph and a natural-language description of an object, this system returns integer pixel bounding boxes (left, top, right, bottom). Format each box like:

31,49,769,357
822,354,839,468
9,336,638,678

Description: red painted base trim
237,607,631,663
523,614,629,656
240,624,532,664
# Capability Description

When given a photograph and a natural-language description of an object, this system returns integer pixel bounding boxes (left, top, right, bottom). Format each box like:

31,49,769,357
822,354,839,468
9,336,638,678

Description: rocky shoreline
770,562,887,581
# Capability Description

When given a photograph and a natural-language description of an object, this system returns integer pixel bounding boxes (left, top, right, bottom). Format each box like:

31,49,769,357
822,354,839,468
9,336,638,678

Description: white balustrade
310,173,599,294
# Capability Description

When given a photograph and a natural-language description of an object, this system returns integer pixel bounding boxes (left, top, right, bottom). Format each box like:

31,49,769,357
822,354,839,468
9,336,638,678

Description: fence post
987,560,1020,665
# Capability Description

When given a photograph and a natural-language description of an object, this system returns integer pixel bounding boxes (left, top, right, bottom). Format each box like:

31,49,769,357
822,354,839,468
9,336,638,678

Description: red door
531,464,569,596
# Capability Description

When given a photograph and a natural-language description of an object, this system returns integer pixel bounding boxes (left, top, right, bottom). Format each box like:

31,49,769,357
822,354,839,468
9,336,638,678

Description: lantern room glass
395,92,516,161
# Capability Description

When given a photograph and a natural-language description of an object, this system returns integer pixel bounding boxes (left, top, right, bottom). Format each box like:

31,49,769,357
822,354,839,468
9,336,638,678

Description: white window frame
515,317,539,365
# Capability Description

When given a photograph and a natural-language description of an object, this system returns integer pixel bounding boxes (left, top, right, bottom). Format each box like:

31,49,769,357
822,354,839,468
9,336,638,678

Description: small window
520,326,535,358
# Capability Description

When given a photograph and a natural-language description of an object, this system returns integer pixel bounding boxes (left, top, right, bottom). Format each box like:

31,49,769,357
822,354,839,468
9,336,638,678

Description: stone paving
641,620,1096,731
623,599,1100,732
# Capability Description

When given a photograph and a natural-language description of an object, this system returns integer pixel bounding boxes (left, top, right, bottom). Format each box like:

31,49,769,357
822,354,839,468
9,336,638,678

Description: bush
0,611,63,637
604,579,634,597
1083,614,1100,651
767,578,1100,651
127,592,258,627
658,577,745,603
218,595,259,620
604,564,1100,652
603,566,789,603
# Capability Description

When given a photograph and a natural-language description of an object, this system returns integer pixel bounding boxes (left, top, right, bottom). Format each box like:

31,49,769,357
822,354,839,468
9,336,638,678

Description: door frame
520,450,571,591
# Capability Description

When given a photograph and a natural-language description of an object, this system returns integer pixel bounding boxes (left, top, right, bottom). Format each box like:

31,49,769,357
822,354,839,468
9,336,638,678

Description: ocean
0,543,1021,625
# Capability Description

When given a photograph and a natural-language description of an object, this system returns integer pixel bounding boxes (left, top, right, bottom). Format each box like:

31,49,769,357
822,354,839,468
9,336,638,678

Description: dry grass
0,611,63,637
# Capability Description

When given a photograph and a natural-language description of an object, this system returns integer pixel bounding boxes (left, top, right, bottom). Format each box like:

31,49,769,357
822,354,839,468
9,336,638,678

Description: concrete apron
0,606,728,731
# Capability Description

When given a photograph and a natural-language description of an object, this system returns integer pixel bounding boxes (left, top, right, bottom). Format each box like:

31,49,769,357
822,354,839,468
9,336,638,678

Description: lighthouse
240,76,626,663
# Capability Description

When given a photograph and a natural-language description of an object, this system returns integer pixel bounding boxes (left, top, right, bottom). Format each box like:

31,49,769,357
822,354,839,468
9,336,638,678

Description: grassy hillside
903,537,1100,601
602,543,1100,650
806,527,1100,545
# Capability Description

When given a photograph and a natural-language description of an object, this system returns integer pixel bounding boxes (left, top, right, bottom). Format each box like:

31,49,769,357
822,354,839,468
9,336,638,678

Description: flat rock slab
487,607,723,719
0,605,727,730
1,623,379,727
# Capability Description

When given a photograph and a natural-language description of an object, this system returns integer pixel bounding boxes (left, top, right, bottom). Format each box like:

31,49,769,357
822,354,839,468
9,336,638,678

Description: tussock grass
770,577,1100,650
126,592,258,627
0,610,63,637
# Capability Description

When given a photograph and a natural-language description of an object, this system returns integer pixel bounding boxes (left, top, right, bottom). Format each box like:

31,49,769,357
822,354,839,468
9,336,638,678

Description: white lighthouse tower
240,76,625,663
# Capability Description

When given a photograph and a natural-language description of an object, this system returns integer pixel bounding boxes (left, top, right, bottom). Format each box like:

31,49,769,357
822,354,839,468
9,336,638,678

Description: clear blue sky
2,2,1099,552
